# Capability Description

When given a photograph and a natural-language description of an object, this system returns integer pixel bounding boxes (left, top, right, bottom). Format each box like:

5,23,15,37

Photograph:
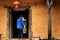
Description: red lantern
13,1,20,9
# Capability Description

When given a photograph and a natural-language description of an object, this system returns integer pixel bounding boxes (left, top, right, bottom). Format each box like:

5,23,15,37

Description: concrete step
11,38,29,40
9,38,60,40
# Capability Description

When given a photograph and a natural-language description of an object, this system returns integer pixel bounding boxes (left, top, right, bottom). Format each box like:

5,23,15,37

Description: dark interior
11,8,29,38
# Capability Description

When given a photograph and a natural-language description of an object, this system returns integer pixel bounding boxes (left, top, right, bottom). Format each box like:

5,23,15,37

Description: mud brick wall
0,2,60,40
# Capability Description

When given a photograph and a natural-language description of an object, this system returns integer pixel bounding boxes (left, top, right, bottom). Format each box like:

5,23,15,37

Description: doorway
10,7,30,38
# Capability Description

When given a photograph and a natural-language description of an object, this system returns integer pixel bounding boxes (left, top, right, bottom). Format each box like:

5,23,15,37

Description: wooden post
48,7,51,40
46,0,53,40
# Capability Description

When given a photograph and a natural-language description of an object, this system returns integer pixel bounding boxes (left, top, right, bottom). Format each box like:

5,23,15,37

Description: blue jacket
17,17,24,29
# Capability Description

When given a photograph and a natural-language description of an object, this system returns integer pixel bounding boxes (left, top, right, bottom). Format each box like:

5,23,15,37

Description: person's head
20,15,23,17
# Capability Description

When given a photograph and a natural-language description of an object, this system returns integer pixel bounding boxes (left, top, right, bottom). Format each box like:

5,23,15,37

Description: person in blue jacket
17,15,24,38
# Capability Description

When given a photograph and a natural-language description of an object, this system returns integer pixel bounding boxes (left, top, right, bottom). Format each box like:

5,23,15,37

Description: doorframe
6,6,32,40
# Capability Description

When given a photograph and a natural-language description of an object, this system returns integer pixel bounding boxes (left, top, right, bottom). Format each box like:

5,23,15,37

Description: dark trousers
18,29,23,38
